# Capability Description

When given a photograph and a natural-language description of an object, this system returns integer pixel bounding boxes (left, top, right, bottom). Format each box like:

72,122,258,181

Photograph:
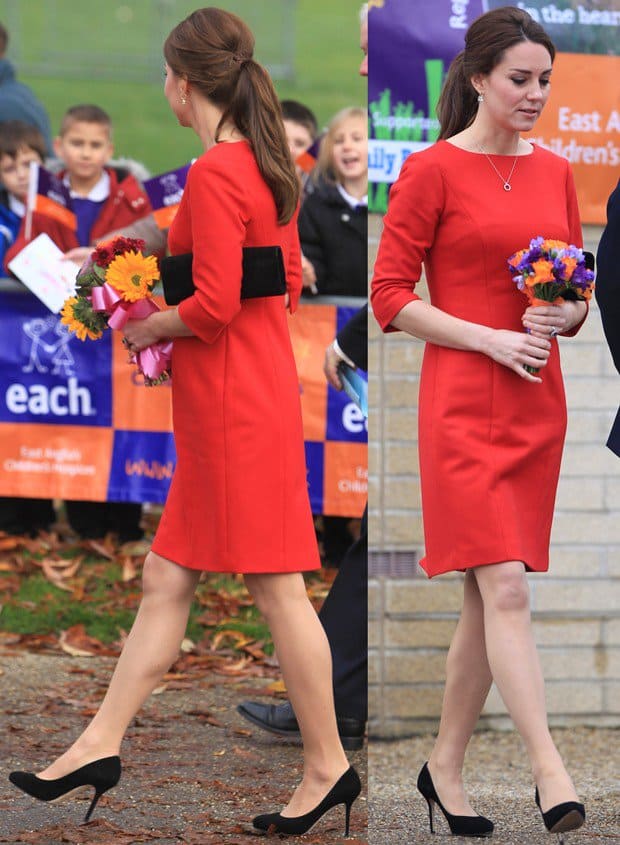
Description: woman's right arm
371,154,550,383
391,298,551,382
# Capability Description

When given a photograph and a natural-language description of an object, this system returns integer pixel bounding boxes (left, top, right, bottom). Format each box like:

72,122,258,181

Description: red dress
371,141,584,577
152,141,320,573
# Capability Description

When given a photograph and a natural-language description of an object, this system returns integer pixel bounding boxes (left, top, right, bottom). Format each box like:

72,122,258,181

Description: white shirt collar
337,183,367,209
63,171,110,201
8,194,25,217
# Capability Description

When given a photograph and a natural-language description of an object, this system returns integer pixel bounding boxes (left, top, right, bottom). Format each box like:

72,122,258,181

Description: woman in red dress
9,8,360,836
372,7,586,840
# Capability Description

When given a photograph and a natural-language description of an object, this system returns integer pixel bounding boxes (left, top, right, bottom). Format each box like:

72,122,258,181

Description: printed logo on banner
326,305,368,443
0,292,112,426
304,441,324,515
107,429,177,503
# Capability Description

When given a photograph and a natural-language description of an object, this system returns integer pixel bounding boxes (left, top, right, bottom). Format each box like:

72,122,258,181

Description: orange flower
60,297,103,341
105,251,160,302
542,239,568,252
508,249,527,269
526,259,555,287
557,256,577,281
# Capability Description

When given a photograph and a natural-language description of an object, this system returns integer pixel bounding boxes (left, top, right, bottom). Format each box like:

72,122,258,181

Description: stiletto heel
425,796,435,833
252,765,362,836
416,762,494,837
344,799,352,836
85,790,103,823
9,756,121,823
535,787,585,839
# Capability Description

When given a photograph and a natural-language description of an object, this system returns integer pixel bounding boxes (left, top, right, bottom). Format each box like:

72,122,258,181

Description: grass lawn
15,0,366,174
0,527,333,650
1,559,271,647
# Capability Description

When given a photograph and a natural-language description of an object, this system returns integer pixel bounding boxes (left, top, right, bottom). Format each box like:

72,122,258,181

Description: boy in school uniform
0,120,46,271
280,99,318,172
5,104,156,541
0,120,56,535
5,104,158,270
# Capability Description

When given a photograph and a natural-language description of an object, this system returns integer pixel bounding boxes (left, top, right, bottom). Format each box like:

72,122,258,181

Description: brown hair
314,106,367,186
280,100,318,140
0,120,46,161
0,23,8,56
60,104,112,137
164,7,299,225
437,6,555,140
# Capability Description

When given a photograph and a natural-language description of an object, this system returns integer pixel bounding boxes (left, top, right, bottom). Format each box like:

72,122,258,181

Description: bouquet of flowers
61,236,171,385
508,237,595,373
508,237,594,306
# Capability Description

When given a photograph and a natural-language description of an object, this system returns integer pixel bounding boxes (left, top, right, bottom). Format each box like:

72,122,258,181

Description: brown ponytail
437,52,477,141
437,6,556,140
164,7,299,225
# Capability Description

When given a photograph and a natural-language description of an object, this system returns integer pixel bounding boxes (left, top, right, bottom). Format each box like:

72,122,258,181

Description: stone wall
368,215,620,737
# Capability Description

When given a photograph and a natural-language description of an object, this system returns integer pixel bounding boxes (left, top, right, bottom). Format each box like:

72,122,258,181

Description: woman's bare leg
427,570,493,815
39,552,201,779
244,572,350,817
473,561,579,811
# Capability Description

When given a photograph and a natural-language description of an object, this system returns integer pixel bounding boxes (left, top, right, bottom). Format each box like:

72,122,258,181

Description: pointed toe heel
535,787,585,843
417,762,494,837
252,765,362,836
9,756,121,822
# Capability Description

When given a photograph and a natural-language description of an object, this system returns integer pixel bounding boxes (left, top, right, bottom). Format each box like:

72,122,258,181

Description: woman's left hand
522,300,587,339
123,314,164,352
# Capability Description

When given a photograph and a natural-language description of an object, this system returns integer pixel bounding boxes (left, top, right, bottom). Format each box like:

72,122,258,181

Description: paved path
369,729,619,844
0,654,367,844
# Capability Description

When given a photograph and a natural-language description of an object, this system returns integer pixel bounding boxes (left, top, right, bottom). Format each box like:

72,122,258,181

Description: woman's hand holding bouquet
508,237,594,374
61,236,172,385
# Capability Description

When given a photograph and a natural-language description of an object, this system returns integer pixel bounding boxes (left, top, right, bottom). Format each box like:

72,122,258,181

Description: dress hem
420,554,549,579
151,541,321,574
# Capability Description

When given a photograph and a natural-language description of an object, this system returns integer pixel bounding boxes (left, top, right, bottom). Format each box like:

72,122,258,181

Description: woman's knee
476,562,530,613
244,573,307,620
141,552,197,601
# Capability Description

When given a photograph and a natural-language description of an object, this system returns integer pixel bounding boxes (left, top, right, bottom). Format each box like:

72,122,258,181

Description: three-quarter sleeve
177,158,247,344
371,153,444,332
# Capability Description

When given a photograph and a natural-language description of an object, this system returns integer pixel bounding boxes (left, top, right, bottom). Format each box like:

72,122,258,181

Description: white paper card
8,233,79,314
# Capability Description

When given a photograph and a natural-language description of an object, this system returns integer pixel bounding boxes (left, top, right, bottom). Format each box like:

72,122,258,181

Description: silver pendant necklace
476,144,518,191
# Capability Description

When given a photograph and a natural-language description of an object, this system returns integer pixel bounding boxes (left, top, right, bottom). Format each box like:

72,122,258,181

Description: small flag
142,163,191,230
26,162,76,240
295,136,322,174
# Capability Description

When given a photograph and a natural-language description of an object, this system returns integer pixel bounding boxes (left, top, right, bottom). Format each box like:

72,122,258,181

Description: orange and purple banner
369,0,619,223
0,291,366,517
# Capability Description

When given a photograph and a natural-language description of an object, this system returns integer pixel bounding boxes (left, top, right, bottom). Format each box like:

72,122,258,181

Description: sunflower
60,297,105,341
105,251,160,302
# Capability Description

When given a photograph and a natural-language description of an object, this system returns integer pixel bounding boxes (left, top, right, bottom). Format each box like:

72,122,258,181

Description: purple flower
553,257,571,281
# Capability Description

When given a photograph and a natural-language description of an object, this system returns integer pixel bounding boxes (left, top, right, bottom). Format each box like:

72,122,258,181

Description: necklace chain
476,144,518,192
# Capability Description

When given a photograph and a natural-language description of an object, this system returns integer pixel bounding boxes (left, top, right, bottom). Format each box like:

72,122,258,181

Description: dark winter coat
298,178,367,297
595,179,620,456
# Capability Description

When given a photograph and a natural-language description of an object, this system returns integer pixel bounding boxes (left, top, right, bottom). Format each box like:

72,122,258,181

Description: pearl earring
477,93,484,103
180,93,187,105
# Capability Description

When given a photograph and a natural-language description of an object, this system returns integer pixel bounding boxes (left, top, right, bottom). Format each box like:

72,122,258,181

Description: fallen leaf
59,625,108,657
